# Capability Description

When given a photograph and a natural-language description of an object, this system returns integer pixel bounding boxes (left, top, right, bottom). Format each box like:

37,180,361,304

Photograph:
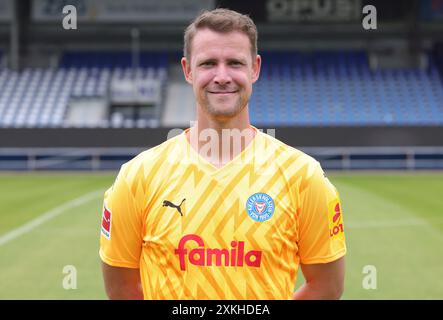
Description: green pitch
0,172,442,299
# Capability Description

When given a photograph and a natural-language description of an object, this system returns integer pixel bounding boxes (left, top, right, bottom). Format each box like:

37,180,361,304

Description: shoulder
258,130,321,177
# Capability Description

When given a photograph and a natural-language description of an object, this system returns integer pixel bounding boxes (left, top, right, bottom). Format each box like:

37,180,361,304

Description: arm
293,256,345,300
101,262,144,300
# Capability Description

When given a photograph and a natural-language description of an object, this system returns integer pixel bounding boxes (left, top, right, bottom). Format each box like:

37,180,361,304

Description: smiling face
182,28,261,122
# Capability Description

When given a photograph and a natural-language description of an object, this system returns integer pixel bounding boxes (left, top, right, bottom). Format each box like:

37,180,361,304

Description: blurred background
0,0,442,299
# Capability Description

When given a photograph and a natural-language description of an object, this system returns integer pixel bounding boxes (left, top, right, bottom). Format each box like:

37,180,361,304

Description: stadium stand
1,50,443,128
435,43,443,80
162,64,195,127
0,51,168,128
59,51,168,69
250,51,443,126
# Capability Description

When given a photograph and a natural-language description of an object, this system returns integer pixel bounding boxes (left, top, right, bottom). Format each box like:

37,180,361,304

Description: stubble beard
201,91,248,120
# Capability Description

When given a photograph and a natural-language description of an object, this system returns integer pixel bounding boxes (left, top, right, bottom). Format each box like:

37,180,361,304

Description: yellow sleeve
99,165,143,268
297,161,347,264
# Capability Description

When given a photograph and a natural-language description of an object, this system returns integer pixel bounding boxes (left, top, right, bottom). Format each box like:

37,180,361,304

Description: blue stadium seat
249,51,443,126
0,51,169,128
1,50,443,127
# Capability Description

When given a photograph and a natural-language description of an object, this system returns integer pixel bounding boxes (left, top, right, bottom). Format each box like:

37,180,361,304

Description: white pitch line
346,218,430,229
345,214,443,229
1,188,440,245
346,216,443,241
0,189,104,247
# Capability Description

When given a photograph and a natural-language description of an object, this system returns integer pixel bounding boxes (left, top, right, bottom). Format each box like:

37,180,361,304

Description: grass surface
0,172,442,299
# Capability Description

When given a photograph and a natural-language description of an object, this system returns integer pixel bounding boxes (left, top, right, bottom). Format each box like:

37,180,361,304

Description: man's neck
186,107,256,168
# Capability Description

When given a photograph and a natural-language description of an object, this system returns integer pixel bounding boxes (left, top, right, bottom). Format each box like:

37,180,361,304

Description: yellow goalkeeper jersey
99,127,346,300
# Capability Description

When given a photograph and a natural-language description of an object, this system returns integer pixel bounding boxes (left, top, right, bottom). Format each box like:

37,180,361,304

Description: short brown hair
183,8,258,61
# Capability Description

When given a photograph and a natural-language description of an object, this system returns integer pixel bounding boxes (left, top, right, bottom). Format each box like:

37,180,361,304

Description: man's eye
201,61,215,66
230,61,243,66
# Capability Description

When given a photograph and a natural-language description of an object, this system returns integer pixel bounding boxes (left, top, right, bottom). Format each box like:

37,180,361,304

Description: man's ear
252,54,262,84
181,57,193,84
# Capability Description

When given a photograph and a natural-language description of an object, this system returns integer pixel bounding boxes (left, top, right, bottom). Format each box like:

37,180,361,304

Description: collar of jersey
181,126,261,176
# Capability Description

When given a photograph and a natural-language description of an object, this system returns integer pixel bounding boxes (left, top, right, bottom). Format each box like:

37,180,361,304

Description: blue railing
1,147,443,171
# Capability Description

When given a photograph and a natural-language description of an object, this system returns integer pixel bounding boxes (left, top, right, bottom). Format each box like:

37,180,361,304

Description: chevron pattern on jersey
100,127,346,299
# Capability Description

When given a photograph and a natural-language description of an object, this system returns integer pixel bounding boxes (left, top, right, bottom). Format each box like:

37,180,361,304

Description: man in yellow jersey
99,8,346,300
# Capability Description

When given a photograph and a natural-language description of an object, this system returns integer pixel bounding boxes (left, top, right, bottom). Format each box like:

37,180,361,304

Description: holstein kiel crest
246,192,275,222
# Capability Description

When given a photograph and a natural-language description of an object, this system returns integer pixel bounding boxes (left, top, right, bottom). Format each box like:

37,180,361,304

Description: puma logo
163,198,186,216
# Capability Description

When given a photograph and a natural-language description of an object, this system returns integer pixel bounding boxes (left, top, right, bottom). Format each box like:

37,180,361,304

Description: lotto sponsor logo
175,234,262,271
101,204,111,239
329,201,344,238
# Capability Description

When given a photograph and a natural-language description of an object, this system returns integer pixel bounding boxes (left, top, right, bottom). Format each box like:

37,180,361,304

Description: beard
200,90,249,120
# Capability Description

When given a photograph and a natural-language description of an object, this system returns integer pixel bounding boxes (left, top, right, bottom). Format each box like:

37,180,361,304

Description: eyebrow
197,57,247,65
227,58,247,64
198,58,217,65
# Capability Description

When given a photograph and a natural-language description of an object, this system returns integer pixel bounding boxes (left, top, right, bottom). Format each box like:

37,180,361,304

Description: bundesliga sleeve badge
246,192,275,222
101,204,112,239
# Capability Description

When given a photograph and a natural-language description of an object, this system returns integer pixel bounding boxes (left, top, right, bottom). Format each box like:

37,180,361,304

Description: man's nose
213,64,232,85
